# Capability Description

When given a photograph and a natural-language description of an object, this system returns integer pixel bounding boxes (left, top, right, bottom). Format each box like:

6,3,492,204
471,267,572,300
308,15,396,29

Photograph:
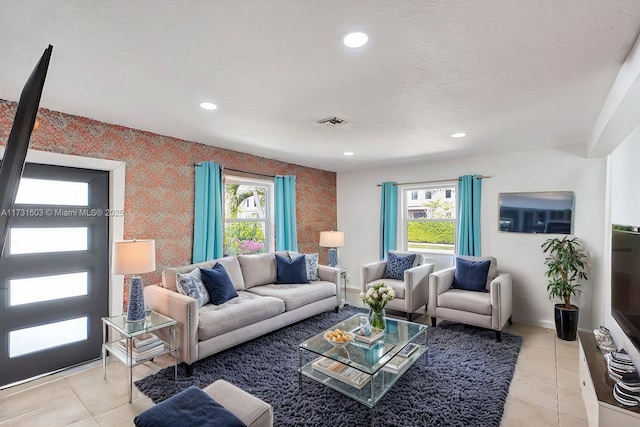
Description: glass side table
102,311,177,403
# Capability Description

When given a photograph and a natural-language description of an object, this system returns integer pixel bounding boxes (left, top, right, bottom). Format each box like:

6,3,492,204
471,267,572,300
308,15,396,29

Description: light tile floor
0,290,587,426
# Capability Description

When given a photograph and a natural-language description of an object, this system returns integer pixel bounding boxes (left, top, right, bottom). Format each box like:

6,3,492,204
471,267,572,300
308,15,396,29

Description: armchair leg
495,331,503,342
508,316,513,326
334,306,339,313
431,317,436,327
406,312,413,322
185,364,194,377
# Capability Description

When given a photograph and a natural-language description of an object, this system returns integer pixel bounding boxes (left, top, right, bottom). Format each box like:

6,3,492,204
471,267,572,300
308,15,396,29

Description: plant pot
554,303,579,341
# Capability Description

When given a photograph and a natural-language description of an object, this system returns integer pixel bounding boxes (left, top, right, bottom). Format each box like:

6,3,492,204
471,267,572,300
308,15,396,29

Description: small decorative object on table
359,315,372,337
360,282,395,331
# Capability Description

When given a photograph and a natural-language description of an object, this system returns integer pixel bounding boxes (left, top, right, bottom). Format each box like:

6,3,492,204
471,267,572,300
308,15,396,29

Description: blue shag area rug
135,306,522,426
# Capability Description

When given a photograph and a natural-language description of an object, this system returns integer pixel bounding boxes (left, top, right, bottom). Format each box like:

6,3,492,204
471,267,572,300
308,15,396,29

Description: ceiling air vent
316,116,349,126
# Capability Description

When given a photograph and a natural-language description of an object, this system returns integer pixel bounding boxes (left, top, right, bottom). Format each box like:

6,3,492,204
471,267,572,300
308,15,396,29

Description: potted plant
541,235,589,341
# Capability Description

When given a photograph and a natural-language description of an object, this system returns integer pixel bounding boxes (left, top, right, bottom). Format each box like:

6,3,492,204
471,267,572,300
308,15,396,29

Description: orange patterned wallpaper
0,100,337,285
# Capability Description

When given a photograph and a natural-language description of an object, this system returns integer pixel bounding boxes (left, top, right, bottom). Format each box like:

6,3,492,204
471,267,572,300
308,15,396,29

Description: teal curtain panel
275,175,298,251
193,161,224,263
457,175,482,256
379,181,398,260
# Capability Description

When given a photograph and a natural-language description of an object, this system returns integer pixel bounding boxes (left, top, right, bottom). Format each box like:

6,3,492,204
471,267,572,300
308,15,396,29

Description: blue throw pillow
200,263,239,305
276,253,309,284
134,385,247,427
383,252,416,280
452,257,491,292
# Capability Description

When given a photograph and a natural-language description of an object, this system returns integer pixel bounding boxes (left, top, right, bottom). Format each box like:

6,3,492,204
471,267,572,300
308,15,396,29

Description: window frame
223,175,275,254
398,182,458,259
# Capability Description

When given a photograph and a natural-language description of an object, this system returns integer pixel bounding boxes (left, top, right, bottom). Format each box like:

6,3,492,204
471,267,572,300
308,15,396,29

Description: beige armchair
428,256,512,342
361,253,434,321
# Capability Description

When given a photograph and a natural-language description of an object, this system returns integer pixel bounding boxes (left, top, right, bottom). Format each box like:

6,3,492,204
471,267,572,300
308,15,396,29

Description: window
224,177,274,255
401,185,457,255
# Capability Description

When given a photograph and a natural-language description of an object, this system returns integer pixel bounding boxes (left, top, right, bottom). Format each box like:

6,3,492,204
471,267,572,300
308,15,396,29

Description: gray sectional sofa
144,251,341,371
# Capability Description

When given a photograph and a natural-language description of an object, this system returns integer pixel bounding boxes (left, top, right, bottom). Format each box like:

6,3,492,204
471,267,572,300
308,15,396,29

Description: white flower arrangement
360,282,395,312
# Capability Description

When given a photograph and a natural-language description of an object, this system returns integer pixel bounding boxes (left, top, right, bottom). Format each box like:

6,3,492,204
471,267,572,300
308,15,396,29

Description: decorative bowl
324,329,355,347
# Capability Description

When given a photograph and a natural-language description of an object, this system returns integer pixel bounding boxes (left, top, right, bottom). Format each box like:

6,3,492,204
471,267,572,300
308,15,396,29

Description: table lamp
319,231,344,268
112,239,156,323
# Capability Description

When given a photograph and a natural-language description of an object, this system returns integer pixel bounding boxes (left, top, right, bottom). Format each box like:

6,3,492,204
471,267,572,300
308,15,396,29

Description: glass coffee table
298,314,427,426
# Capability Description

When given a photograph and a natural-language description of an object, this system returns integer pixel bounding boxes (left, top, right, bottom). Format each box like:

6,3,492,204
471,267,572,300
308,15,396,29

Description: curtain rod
195,163,276,179
376,175,492,187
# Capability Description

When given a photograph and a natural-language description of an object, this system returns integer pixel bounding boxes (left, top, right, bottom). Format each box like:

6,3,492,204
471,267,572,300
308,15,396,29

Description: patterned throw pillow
382,252,416,280
290,251,319,281
176,268,210,307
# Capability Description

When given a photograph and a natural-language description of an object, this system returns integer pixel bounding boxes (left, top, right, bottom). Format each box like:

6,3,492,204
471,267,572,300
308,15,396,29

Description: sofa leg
334,306,339,313
431,317,436,327
495,331,503,342
508,316,513,326
406,312,413,322
185,364,194,377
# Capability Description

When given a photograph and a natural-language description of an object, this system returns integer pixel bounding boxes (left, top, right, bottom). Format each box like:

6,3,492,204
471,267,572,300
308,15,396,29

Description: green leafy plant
541,236,588,309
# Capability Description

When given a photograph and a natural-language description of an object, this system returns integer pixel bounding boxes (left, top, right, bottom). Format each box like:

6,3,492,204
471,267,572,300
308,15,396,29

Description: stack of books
311,357,371,389
383,343,420,374
118,333,164,362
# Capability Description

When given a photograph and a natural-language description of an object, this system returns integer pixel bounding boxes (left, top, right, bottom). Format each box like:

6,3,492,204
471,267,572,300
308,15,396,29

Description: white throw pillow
176,268,210,307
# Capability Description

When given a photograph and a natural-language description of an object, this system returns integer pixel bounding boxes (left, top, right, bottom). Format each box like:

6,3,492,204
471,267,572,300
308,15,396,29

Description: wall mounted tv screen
498,191,574,234
611,225,640,352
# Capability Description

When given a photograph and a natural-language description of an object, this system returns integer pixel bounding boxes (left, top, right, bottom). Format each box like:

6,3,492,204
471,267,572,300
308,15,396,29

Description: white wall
337,145,607,330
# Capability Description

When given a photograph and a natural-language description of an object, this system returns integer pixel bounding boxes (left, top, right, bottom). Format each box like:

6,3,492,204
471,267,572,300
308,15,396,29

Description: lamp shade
112,240,156,275
319,231,344,248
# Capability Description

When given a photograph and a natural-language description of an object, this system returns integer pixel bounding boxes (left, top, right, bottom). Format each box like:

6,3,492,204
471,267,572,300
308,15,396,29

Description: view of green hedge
407,222,455,244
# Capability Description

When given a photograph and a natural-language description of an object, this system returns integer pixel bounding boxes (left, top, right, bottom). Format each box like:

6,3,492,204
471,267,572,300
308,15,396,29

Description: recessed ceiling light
343,32,368,48
450,132,467,138
200,102,218,110
344,151,354,156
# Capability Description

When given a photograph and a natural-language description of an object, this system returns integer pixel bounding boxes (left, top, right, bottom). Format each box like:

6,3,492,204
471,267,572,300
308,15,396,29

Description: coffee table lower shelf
299,347,426,408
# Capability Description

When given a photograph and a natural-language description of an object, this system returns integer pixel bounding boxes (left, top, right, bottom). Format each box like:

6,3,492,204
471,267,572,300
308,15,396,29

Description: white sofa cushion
197,291,285,340
437,288,492,316
238,253,278,289
247,281,336,311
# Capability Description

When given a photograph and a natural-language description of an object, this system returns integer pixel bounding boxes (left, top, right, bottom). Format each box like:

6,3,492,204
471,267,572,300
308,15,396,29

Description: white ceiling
1,1,639,172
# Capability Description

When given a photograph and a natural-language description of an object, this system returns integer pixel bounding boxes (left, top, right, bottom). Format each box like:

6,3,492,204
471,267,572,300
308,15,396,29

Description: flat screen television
498,191,574,234
0,45,52,256
611,225,640,352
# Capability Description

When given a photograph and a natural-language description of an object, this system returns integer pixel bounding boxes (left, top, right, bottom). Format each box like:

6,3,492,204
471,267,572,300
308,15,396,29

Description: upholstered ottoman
134,380,273,427
204,380,273,427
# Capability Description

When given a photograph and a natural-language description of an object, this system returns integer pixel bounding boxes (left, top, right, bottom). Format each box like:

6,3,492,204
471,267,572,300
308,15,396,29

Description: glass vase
369,308,386,330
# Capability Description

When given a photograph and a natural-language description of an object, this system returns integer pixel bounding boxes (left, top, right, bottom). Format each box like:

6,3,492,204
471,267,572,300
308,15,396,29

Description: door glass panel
9,272,88,306
9,227,88,255
9,317,88,358
15,178,89,206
